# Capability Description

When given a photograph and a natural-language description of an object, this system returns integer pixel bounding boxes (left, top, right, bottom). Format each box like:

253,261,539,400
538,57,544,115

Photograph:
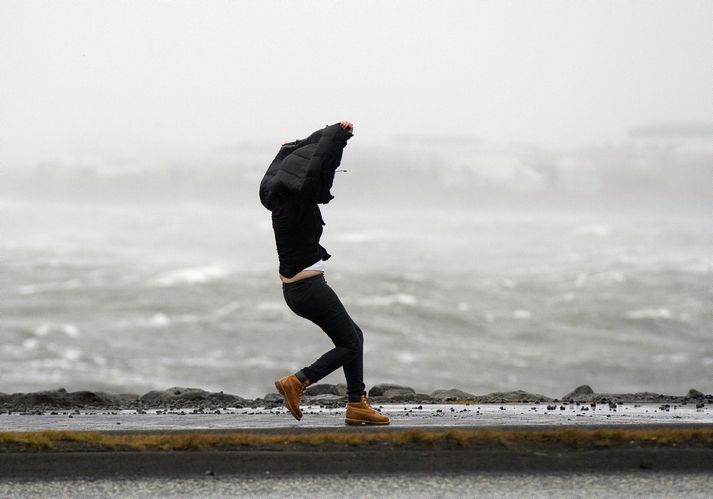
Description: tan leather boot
345,393,390,425
274,374,312,421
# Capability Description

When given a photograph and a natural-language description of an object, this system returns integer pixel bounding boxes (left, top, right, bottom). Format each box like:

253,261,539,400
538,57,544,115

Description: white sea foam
513,309,532,320
501,279,517,288
505,357,530,368
91,354,108,366
148,313,170,327
574,224,611,237
678,312,692,323
22,338,38,350
64,324,80,337
212,301,241,317
34,324,51,336
574,271,626,287
245,356,279,369
549,292,576,304
358,293,418,306
34,323,81,338
256,301,283,312
652,352,688,364
396,352,416,364
18,279,82,295
1,344,23,356
150,266,229,286
63,348,82,361
114,313,173,328
625,308,673,320
172,356,235,368
605,271,625,283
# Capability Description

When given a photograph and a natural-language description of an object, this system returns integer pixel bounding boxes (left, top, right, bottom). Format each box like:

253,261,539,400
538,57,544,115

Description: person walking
259,120,389,426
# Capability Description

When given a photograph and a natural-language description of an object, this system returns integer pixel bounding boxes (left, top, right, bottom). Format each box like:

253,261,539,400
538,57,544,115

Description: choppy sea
0,201,709,399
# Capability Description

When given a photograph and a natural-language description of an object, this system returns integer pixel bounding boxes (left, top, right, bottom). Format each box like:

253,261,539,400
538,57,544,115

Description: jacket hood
259,123,352,211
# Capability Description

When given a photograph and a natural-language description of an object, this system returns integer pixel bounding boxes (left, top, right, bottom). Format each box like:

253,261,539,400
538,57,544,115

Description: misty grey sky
1,0,710,167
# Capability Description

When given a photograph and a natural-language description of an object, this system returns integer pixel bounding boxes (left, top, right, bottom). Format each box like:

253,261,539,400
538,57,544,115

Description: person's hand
339,121,354,133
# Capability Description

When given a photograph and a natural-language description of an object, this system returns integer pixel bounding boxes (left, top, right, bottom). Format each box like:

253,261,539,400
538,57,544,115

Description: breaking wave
149,266,230,286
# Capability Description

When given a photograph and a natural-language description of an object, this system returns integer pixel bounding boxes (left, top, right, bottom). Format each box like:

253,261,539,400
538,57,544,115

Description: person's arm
305,122,353,203
322,124,352,169
338,121,354,134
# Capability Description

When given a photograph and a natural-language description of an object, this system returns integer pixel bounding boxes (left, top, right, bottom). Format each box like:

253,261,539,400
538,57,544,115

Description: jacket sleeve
260,129,328,210
304,124,353,204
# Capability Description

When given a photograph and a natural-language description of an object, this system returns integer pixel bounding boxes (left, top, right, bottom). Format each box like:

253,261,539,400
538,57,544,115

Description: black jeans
282,273,365,402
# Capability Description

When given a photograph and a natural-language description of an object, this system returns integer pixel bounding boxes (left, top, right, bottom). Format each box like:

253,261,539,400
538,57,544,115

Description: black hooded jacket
259,123,353,278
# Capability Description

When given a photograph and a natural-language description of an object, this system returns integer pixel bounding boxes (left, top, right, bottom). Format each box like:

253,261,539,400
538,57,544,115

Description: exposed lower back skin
279,269,324,284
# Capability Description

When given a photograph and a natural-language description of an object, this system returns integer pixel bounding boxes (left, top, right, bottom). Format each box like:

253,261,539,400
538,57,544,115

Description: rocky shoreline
0,383,710,413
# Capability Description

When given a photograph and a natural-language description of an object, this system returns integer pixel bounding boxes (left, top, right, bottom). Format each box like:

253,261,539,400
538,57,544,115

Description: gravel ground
1,471,712,498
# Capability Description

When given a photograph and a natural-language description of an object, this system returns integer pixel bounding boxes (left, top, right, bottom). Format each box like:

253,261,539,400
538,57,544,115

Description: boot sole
345,417,390,426
274,380,302,421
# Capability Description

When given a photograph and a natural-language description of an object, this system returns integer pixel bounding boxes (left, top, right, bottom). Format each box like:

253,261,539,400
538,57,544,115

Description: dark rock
139,387,246,408
563,388,690,404
562,385,594,400
560,385,682,404
4,384,701,410
473,390,553,403
99,392,140,405
261,392,283,403
414,393,435,403
303,394,347,406
305,383,347,397
368,383,415,398
140,387,207,403
430,388,476,401
602,392,674,404
0,388,139,410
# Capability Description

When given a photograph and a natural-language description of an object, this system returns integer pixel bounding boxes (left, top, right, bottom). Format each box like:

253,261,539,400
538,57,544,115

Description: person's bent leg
299,294,361,387
284,277,363,397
